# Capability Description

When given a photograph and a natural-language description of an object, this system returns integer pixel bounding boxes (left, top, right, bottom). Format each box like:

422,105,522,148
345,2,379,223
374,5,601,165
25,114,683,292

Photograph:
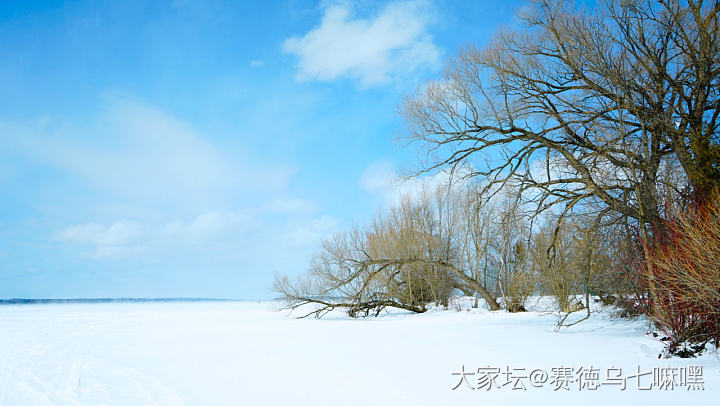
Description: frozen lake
0,300,718,405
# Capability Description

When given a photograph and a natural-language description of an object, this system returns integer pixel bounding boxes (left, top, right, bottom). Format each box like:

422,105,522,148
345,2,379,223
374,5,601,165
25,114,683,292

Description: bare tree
402,0,719,232
273,186,502,318
459,183,499,308
492,192,536,312
532,220,579,313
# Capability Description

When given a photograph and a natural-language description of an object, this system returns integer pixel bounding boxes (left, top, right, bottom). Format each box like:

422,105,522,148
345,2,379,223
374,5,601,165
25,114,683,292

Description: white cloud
54,199,335,260
359,160,396,194
55,220,145,258
11,98,296,214
162,210,252,245
283,0,440,86
6,98,337,276
360,160,464,207
56,210,253,258
250,59,264,68
56,220,143,246
266,197,318,214
55,209,337,259
283,215,339,247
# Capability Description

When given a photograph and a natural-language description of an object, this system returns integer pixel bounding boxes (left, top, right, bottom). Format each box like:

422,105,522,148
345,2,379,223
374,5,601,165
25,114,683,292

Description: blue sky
0,0,522,299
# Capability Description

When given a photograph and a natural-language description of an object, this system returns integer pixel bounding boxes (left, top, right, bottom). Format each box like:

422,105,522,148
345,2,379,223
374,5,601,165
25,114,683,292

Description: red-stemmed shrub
633,191,720,356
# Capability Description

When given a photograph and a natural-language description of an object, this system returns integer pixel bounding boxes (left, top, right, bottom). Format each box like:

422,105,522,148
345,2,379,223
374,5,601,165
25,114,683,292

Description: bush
634,191,720,355
500,242,535,312
531,224,578,313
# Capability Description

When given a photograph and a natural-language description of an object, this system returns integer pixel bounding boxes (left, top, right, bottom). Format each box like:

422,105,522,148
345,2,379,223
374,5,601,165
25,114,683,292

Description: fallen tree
273,187,503,318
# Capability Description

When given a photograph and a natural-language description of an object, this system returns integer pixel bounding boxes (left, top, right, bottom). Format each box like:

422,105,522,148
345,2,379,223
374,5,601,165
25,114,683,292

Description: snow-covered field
0,299,718,405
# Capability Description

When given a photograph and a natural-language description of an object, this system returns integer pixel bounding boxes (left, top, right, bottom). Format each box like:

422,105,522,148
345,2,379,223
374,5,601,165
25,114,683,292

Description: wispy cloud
6,97,334,264
55,220,145,258
360,160,467,207
283,0,440,86
8,98,296,215
56,221,143,246
282,215,339,247
55,209,336,259
266,197,318,214
162,210,252,246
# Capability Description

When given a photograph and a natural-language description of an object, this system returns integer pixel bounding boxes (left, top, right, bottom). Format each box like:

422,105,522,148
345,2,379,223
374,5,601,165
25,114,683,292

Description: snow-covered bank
0,300,717,405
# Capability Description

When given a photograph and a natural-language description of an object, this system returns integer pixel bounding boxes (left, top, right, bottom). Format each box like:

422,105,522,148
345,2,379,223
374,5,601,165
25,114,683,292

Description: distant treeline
0,298,237,305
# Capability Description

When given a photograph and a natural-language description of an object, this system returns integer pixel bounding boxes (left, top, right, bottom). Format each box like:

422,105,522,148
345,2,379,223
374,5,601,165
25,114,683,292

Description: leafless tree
490,191,536,312
459,183,496,308
532,220,579,313
402,0,719,233
273,186,502,318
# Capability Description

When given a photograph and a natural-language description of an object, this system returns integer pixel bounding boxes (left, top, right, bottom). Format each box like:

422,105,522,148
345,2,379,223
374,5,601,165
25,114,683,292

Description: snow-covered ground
0,298,718,405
